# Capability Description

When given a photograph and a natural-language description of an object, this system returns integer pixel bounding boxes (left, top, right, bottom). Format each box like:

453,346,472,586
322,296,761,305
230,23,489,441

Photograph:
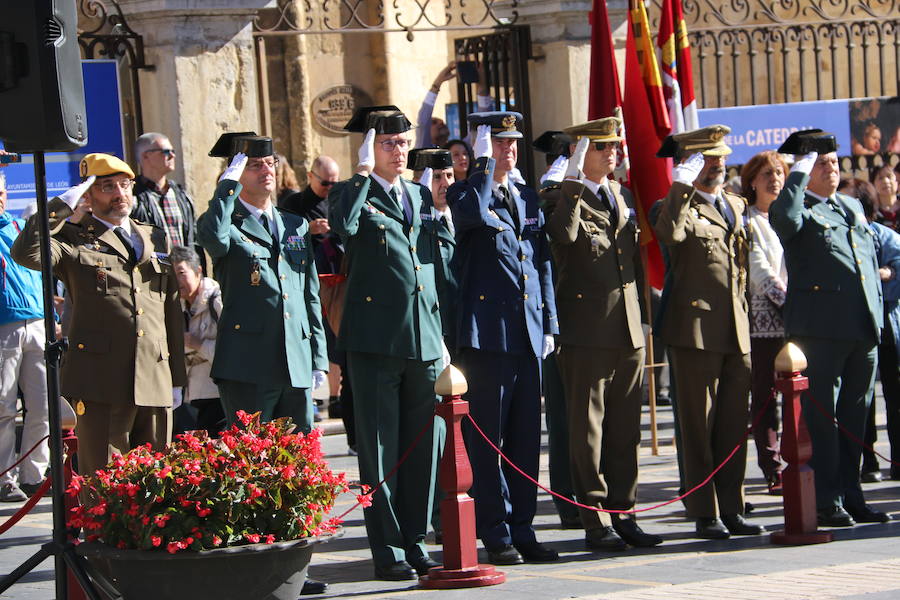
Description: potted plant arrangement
69,411,352,600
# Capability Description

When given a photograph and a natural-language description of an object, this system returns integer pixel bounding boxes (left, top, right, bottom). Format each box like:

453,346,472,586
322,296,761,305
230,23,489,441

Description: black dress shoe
612,517,663,547
721,514,764,536
861,470,883,483
585,526,627,551
817,506,855,527
408,554,440,575
486,544,524,565
514,541,559,562
846,504,891,523
695,517,730,540
300,578,328,595
374,561,418,581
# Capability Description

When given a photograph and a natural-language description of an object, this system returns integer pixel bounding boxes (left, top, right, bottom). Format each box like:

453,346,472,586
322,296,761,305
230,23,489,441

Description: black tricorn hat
656,135,678,158
533,131,573,157
413,148,453,170
777,129,839,154
344,105,413,134
209,132,274,158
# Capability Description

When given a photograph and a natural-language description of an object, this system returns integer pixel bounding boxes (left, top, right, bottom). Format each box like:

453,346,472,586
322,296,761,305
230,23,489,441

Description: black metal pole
0,152,102,600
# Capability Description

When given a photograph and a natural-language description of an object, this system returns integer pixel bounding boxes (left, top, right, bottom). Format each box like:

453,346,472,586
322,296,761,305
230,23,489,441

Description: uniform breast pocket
283,248,309,287
146,259,169,299
77,252,119,296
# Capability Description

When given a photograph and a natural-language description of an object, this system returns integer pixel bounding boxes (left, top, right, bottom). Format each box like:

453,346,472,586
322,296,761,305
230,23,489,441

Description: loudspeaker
0,0,87,152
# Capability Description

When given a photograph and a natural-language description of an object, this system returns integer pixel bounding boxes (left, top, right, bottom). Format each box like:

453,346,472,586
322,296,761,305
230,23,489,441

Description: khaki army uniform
11,198,186,475
543,177,646,530
653,180,751,519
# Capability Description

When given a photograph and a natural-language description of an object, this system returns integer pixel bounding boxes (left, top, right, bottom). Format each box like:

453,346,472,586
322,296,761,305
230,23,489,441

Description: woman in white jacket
171,246,226,436
742,150,789,495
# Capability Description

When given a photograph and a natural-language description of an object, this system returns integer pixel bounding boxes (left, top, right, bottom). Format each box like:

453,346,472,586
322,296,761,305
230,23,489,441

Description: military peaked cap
564,117,623,143
672,124,732,157
468,111,524,139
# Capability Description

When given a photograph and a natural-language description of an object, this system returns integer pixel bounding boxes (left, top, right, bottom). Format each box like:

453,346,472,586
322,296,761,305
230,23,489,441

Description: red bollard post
420,365,505,589
770,343,832,545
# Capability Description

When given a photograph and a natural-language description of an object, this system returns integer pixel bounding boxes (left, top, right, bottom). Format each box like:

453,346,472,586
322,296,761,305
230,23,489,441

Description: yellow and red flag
657,0,698,132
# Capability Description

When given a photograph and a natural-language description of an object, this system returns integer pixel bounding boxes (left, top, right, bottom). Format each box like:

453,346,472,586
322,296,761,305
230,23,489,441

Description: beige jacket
183,277,223,402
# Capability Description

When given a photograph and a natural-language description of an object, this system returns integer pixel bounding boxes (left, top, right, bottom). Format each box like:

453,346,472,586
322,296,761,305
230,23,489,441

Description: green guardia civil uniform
329,168,444,568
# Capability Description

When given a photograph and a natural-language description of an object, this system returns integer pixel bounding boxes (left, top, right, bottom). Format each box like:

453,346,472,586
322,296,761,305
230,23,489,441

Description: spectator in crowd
329,106,446,581
770,131,888,526
543,118,661,550
447,113,559,564
445,139,473,183
170,245,226,437
742,150,789,495
131,133,199,254
653,126,762,540
274,153,301,206
416,61,457,149
870,165,899,230
0,163,50,502
12,153,186,477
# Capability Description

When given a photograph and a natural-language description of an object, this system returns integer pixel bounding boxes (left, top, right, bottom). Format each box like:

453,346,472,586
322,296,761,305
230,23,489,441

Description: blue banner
1,60,125,216
697,99,853,164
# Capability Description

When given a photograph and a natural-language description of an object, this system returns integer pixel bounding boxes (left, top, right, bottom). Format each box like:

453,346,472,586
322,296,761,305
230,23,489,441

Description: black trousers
863,312,900,470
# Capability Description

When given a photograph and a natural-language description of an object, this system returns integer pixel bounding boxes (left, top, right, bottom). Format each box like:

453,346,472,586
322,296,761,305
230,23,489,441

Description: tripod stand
0,151,102,600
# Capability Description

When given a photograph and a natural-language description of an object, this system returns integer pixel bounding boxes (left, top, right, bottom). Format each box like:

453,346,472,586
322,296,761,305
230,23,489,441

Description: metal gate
454,26,536,183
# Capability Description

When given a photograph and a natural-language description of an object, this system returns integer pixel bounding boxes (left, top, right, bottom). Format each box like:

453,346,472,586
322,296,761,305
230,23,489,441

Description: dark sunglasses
593,142,620,151
148,148,176,157
311,171,337,187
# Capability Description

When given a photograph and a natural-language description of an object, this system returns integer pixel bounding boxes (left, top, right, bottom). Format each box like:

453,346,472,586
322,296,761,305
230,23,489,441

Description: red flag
657,0,698,132
622,0,672,290
587,0,622,119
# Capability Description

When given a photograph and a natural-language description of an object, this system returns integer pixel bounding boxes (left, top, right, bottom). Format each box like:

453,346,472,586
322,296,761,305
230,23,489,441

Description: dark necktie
114,227,136,264
259,213,278,248
715,196,732,228
391,187,411,223
827,197,847,218
597,186,617,220
498,185,519,226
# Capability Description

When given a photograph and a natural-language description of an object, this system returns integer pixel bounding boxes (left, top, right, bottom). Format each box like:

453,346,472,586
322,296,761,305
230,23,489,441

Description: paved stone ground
2,389,900,599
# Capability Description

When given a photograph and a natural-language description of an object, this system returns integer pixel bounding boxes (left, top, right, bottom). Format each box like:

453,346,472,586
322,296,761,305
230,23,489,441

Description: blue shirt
0,212,43,326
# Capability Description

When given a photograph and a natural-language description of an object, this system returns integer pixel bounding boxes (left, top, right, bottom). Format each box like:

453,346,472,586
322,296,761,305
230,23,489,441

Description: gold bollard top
774,342,808,373
435,364,468,396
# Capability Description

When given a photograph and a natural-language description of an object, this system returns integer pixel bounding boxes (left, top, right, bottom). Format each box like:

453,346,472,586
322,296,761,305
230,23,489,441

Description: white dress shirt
94,215,144,259
238,198,277,239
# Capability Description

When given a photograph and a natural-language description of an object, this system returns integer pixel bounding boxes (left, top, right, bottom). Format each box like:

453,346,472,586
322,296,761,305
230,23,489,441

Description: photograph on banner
850,97,900,155
0,60,125,217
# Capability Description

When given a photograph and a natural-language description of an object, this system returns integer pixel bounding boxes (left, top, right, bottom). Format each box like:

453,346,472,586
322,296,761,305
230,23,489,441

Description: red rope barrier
805,391,900,468
466,394,773,515
0,434,50,478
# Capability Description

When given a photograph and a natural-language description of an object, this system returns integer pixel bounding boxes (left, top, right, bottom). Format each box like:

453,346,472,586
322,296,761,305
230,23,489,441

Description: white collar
583,177,610,198
806,190,832,203
238,197,274,222
94,216,132,235
693,188,719,204
370,172,402,198
491,179,511,195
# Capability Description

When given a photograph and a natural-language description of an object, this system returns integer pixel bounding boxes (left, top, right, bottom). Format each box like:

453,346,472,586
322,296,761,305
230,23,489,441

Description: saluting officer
652,126,764,540
328,106,447,581
447,112,559,565
770,130,889,526
11,154,186,476
542,117,662,550
196,134,327,432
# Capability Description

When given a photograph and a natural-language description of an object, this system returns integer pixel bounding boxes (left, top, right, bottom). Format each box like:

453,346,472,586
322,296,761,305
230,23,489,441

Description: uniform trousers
863,313,900,471
557,344,644,530
75,401,171,476
793,336,876,510
542,349,579,524
347,351,439,568
459,348,541,549
0,319,49,486
669,347,751,518
217,380,313,433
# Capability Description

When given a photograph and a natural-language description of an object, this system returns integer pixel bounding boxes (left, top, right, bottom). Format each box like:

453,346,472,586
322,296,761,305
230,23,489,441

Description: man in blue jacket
0,165,49,502
447,112,559,565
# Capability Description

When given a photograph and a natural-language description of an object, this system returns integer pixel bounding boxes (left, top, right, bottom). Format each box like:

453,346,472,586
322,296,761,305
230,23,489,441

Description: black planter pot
76,531,339,600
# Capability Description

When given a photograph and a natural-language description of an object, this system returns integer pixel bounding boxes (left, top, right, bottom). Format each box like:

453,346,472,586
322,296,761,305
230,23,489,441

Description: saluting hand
473,124,492,160
419,167,433,193
59,175,96,211
540,155,569,185
357,128,376,175
564,137,590,181
791,151,818,176
672,152,705,185
219,152,248,183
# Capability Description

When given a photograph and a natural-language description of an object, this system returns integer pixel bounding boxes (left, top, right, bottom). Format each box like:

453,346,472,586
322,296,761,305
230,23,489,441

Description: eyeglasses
378,139,411,152
94,179,135,194
593,142,620,151
147,148,176,157
310,171,337,187
246,158,279,171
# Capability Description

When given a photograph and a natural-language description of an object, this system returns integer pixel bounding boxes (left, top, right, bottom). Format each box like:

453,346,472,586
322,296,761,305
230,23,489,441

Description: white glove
172,387,183,410
219,152,248,183
419,167,433,193
473,124,492,160
672,152,705,185
440,339,451,369
357,128,376,171
542,334,555,360
540,155,569,184
312,370,327,390
791,151,818,176
59,176,95,210
565,137,591,180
